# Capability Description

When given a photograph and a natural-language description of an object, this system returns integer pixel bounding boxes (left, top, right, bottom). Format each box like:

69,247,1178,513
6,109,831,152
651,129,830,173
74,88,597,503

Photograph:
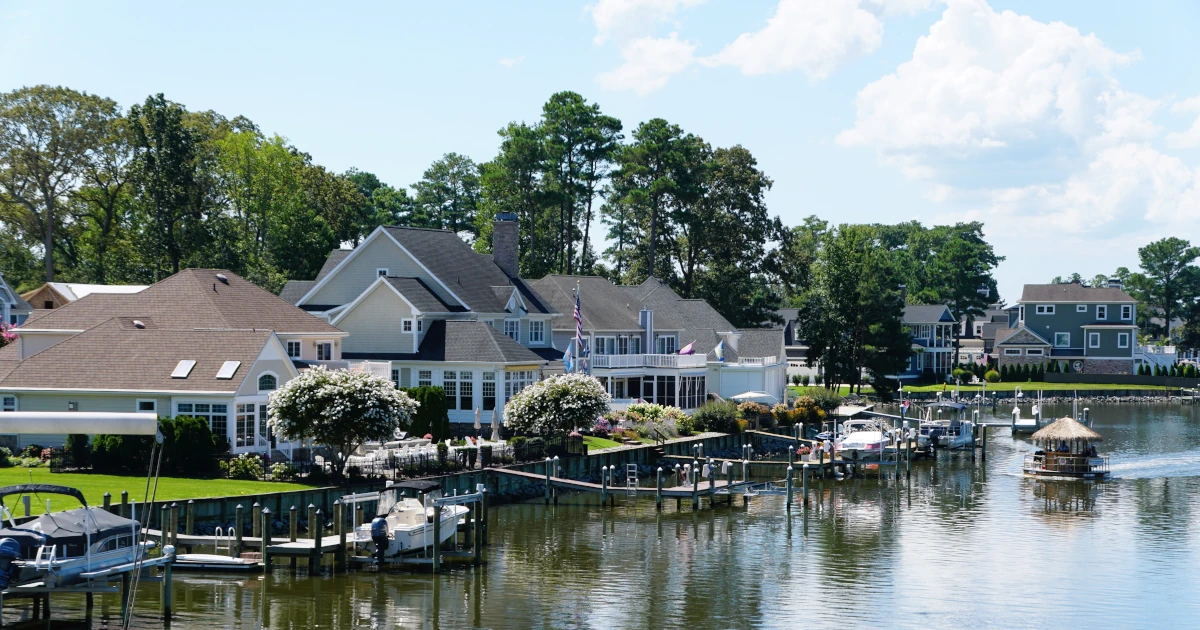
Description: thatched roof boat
1030,417,1103,444
1024,417,1109,479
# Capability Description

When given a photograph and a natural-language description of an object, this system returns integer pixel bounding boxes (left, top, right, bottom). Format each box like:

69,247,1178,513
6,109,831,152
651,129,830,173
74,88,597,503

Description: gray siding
1025,301,1135,356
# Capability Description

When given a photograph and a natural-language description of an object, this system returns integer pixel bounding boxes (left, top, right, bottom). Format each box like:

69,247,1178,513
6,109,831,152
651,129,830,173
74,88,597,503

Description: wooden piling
186,499,195,536
103,492,111,513
802,464,809,507
160,504,170,546
981,424,988,461
335,500,347,573
252,502,262,539
473,498,483,566
786,466,794,511
691,460,699,511
262,507,273,573
169,502,179,546
655,467,663,510
601,466,608,506
544,458,552,505
432,505,442,573
120,490,129,518
234,504,244,557
312,509,324,572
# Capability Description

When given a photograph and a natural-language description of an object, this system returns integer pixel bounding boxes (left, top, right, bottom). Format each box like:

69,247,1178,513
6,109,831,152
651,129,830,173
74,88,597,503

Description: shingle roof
0,319,272,392
737,328,786,360
19,269,343,335
622,278,743,361
384,277,463,313
1020,284,1135,303
381,227,555,315
531,275,683,331
903,305,953,324
341,319,547,364
278,281,314,305
315,249,353,282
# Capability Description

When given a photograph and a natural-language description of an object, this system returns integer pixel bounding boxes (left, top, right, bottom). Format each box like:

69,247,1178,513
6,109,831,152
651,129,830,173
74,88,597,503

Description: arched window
258,373,278,391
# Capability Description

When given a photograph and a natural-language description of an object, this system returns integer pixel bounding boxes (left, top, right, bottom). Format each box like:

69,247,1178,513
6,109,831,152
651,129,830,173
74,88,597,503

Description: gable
303,231,460,308
336,282,416,354
235,335,301,397
996,327,1051,346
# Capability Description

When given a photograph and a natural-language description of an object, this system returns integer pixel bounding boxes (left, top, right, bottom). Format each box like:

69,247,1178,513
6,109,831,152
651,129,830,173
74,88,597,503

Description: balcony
591,353,708,369
734,356,778,366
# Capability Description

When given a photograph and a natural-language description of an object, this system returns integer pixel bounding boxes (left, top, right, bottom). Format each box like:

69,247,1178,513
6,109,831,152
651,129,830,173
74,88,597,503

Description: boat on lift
837,419,894,459
357,481,468,560
0,484,157,588
917,401,975,450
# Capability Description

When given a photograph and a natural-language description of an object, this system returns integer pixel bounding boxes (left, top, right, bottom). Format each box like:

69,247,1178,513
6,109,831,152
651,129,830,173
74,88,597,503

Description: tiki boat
1023,417,1109,479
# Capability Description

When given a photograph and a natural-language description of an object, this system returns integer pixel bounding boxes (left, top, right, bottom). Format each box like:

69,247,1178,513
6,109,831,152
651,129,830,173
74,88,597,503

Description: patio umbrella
730,391,779,404
490,409,501,441
474,407,482,433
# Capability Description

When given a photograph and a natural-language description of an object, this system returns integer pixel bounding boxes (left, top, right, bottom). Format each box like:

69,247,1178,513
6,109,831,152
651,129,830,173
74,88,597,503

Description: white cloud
589,0,704,44
498,56,524,68
704,0,884,80
1167,94,1200,148
1171,94,1200,114
596,33,697,95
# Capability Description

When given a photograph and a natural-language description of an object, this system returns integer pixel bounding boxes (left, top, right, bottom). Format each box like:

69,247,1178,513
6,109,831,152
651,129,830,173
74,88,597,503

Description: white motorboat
838,419,892,459
917,402,975,450
0,484,157,588
357,481,468,560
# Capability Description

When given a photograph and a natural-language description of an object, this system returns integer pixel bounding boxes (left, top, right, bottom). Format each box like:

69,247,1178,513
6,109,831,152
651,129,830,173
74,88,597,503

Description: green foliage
436,442,449,466
403,386,451,442
675,414,695,436
64,434,90,467
690,401,740,434
270,462,298,481
1125,237,1200,340
220,453,264,481
985,369,1001,383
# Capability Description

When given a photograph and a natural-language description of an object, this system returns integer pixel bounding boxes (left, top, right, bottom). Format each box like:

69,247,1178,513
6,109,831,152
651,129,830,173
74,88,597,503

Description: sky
4,0,1200,303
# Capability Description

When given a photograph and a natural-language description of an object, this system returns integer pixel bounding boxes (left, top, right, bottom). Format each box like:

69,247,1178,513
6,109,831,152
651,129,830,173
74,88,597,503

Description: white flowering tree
267,366,419,476
504,373,611,436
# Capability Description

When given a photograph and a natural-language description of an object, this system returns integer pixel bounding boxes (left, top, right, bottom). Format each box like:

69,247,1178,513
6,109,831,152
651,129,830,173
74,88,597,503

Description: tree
1126,237,1200,340
610,118,691,281
412,153,481,236
0,85,119,281
773,215,828,302
267,366,418,478
478,122,555,276
920,223,1002,364
503,373,611,435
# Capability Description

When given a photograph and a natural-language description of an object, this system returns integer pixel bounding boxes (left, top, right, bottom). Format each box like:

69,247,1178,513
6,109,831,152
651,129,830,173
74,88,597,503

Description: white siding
338,285,416,354
306,235,457,307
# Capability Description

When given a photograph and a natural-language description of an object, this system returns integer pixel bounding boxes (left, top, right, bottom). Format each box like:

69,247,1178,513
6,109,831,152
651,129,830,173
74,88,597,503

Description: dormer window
258,373,278,391
376,268,389,277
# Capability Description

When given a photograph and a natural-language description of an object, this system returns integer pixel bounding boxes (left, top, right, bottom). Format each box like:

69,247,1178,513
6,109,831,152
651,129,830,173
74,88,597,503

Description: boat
357,481,468,560
0,484,155,588
173,553,262,573
837,419,893,459
1023,417,1109,479
917,401,975,450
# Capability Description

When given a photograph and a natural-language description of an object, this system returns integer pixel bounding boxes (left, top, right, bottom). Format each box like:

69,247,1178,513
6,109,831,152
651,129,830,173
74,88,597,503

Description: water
18,403,1200,628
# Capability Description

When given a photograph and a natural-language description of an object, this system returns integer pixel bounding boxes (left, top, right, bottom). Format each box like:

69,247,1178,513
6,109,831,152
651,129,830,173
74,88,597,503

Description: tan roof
1031,417,1103,443
1020,284,1134,303
0,319,273,392
22,269,343,335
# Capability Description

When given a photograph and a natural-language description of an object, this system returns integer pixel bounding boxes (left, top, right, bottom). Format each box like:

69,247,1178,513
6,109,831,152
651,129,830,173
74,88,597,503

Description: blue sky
4,0,1200,302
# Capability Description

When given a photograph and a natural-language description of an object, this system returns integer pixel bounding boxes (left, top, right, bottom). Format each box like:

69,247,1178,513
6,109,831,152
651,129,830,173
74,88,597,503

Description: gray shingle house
995,282,1137,374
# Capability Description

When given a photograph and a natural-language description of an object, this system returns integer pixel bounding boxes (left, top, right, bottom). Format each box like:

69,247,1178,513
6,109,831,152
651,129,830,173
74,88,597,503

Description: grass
583,435,624,451
0,467,318,515
789,381,1172,396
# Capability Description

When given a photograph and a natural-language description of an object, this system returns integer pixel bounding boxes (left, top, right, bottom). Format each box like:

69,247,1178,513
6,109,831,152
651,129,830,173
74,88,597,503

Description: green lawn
789,381,1172,397
583,435,624,451
0,468,317,515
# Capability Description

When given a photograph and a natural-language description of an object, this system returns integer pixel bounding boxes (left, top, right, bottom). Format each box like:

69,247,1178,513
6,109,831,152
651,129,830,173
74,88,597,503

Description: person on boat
1058,441,1070,453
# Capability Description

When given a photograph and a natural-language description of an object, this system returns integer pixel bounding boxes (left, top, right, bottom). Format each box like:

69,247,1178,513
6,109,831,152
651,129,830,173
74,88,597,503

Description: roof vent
132,320,145,329
171,360,197,379
216,273,229,284
216,360,241,380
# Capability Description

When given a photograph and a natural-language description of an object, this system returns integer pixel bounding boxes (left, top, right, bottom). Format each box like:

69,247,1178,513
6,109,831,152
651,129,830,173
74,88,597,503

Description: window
1118,333,1130,349
236,404,255,448
136,400,157,413
595,337,615,355
1076,304,1087,312
482,372,496,411
376,268,388,277
402,319,413,333
1004,348,1022,356
655,335,677,354
418,370,432,387
1026,348,1044,356
529,320,545,344
459,371,473,410
630,336,641,354
974,324,983,336
505,370,535,398
391,369,400,388
43,300,52,310
258,373,277,391
1018,305,1025,322
680,375,706,409
68,401,78,411
655,375,677,406
259,404,270,446
177,403,228,438
1096,305,1107,320
1,396,16,412
1088,332,1100,348
1054,332,1070,347
502,319,519,342
316,342,332,361
1121,305,1133,321
443,371,457,407
417,319,423,332
617,336,629,355
286,341,301,358
1036,305,1055,315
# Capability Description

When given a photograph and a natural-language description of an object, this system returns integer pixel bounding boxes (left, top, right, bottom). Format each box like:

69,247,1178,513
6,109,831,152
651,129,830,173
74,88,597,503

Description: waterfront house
994,281,1137,374
955,303,1011,365
279,214,556,426
0,269,345,454
531,275,787,408
774,308,809,366
899,304,956,381
20,282,148,311
0,273,32,327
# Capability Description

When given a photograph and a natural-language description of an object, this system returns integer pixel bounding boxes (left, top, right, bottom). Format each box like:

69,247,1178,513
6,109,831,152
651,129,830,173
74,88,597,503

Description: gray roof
531,275,682,331
1020,284,1134,303
903,304,954,324
384,277,464,313
279,280,314,305
342,319,546,364
623,277,753,361
737,328,785,360
315,249,353,282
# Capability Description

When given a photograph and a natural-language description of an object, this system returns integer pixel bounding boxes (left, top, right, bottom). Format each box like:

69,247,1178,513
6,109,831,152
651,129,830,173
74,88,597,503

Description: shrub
404,386,450,442
19,445,43,459
691,401,739,434
509,436,528,449
221,453,264,480
592,417,612,435
808,389,844,412
791,374,801,386
0,456,11,469
985,369,1001,383
801,375,810,386
163,416,222,476
270,462,298,481
675,414,695,436
64,434,90,467
504,374,611,436
952,368,966,381
735,419,750,432
0,447,10,459
20,457,41,467
436,442,449,466
814,374,824,385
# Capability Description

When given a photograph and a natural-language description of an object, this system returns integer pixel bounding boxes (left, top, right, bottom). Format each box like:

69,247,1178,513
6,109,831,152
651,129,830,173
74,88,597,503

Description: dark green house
995,282,1137,374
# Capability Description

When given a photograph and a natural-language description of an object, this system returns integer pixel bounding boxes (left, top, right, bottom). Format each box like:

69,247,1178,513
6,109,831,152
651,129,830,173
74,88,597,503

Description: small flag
715,341,725,363
679,341,694,355
563,344,573,373
901,400,910,414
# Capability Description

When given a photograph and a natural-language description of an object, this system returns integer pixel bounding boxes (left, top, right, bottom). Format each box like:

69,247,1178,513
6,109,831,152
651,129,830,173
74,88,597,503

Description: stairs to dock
626,464,638,496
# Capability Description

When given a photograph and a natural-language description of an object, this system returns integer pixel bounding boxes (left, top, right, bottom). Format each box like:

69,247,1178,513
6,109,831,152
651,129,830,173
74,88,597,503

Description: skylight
216,361,241,380
171,360,197,379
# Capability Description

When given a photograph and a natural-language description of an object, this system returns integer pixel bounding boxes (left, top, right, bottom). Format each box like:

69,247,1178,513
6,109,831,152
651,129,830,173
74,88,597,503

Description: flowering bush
504,373,611,436
268,366,419,476
221,453,264,480
270,462,298,481
0,323,15,349
592,416,613,436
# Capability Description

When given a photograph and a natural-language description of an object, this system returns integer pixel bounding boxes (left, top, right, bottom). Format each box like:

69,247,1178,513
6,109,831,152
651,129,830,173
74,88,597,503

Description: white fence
591,354,708,369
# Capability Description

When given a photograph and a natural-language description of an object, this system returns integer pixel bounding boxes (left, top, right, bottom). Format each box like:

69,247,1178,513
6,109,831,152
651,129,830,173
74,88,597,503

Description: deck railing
591,354,708,369
1023,454,1109,475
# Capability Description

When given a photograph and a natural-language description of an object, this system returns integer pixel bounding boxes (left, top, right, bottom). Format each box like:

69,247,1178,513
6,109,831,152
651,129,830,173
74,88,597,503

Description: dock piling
601,466,608,506
170,502,179,546
656,467,663,510
981,424,988,461
544,458,552,505
103,492,111,513
802,464,809,507
432,505,442,573
335,500,347,573
312,509,323,572
120,490,128,518
234,504,244,557
162,547,174,621
252,502,262,539
262,507,273,573
186,499,195,536
786,466,794,511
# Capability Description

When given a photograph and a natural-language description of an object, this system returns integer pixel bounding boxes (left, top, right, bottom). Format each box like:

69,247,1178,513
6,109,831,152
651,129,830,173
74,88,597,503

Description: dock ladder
626,464,638,496
214,526,230,554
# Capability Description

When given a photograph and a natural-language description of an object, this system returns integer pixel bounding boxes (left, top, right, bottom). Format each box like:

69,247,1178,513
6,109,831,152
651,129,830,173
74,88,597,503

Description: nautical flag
679,341,695,355
573,285,586,359
901,400,910,414
563,344,573,373
715,341,725,363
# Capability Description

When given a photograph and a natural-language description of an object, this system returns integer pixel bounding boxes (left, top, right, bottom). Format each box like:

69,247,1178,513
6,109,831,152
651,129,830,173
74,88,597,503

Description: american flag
573,284,585,369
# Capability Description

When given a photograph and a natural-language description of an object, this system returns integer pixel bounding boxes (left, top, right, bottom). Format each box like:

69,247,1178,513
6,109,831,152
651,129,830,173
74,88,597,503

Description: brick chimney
493,212,519,278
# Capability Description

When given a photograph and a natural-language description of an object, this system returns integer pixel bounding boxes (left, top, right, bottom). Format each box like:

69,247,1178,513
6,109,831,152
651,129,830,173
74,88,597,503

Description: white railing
736,356,779,366
591,354,708,369
349,360,391,379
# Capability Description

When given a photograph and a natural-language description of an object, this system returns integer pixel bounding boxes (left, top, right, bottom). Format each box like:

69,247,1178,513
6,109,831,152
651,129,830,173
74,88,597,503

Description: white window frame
1076,304,1087,312
0,396,15,412
402,319,414,333
595,336,616,355
974,324,983,336
417,319,423,332
1121,305,1132,321
1003,348,1022,356
1088,332,1100,348
1054,332,1070,348
1036,305,1055,315
376,268,389,277
482,372,497,411
286,340,302,358
135,399,157,414
529,320,545,344
1096,305,1107,320
1118,332,1130,349
316,340,333,361
1026,348,1044,356
630,336,641,354
418,370,432,387
257,371,279,392
655,335,677,354
503,319,520,342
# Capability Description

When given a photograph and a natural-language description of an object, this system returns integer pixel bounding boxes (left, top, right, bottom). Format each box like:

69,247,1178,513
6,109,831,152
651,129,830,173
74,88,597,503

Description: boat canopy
0,507,137,558
390,480,441,493
0,484,87,507
926,401,967,410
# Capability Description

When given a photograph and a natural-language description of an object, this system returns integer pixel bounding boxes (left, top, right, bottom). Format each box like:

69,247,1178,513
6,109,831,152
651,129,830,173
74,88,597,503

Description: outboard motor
370,517,389,564
0,538,22,589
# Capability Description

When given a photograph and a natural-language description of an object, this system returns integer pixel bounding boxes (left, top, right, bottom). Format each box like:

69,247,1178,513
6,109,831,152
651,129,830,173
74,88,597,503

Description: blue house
900,304,956,381
995,282,1137,374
